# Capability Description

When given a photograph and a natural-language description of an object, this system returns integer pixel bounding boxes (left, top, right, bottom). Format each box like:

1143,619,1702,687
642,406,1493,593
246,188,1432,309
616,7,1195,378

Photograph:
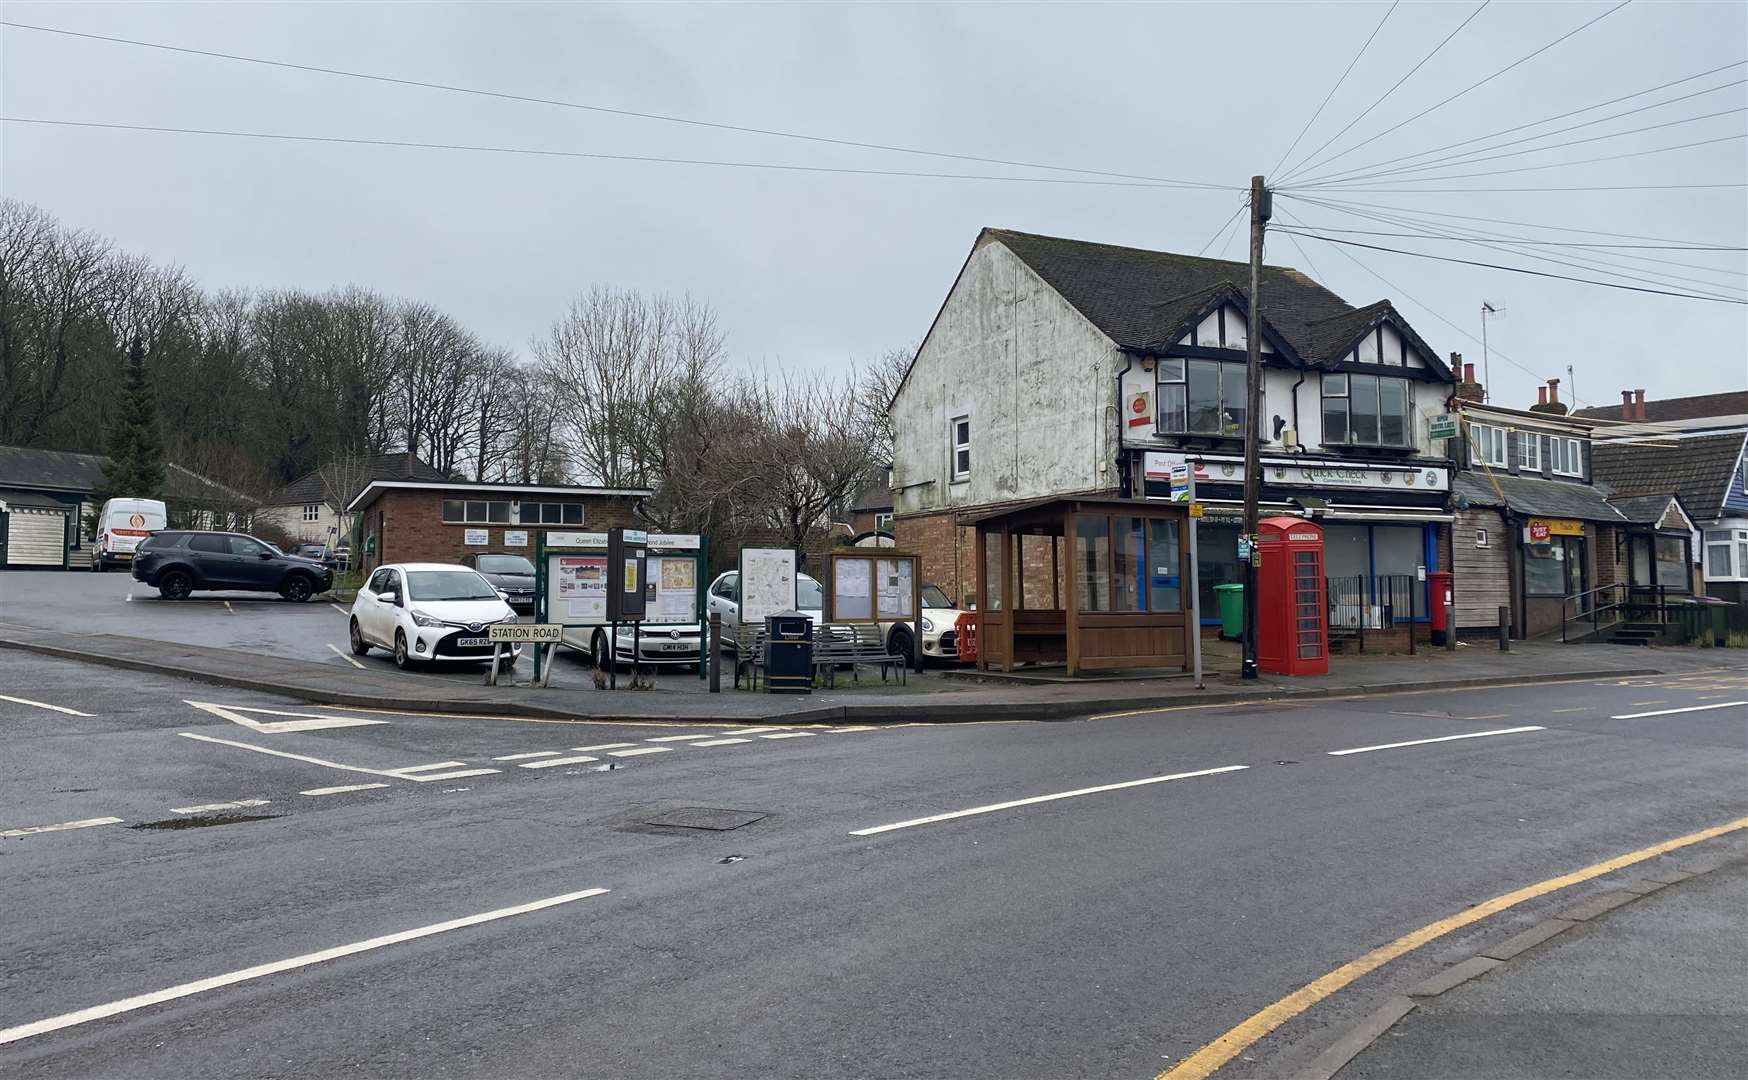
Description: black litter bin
764,611,814,694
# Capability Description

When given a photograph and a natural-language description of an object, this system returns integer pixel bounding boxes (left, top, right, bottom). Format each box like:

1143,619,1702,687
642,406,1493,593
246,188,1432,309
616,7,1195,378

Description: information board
646,555,698,624
739,547,797,623
833,557,873,620
825,551,920,625
551,554,608,621
876,557,914,620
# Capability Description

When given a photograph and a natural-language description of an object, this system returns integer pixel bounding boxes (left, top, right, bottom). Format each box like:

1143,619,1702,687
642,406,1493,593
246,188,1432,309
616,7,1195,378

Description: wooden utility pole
1241,175,1269,681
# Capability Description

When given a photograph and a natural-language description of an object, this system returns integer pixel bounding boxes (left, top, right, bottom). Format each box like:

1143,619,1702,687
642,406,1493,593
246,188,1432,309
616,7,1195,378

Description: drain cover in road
641,807,767,831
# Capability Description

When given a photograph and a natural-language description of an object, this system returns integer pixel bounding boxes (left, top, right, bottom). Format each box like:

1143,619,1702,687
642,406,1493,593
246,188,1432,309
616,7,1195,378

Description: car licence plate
456,636,489,648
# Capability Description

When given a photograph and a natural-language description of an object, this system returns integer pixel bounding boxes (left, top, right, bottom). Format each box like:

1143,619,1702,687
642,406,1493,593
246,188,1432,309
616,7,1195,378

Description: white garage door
5,508,68,567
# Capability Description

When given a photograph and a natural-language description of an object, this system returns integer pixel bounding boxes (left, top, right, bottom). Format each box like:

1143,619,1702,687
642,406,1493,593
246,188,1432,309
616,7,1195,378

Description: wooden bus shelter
962,496,1192,676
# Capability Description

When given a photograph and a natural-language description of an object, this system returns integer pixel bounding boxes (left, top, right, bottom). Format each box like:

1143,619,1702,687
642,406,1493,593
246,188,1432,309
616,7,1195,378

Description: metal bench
813,623,906,687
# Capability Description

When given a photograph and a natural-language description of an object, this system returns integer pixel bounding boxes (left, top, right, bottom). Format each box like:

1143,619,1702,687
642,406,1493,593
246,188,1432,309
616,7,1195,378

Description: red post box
1428,570,1453,644
1255,517,1328,676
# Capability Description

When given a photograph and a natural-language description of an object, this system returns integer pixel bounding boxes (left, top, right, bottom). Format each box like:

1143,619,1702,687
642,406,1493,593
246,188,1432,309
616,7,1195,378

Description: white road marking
644,734,715,742
171,799,270,815
1327,726,1547,756
1,817,124,839
0,886,610,1047
759,731,816,739
691,738,751,746
326,643,366,669
830,726,879,733
185,700,387,734
388,761,468,775
404,768,499,782
223,601,235,615
572,742,638,752
732,727,783,735
1611,701,1747,720
851,765,1249,836
178,732,405,779
607,746,671,757
492,751,561,762
124,592,133,603
329,603,350,615
518,754,598,769
0,694,94,717
300,783,389,797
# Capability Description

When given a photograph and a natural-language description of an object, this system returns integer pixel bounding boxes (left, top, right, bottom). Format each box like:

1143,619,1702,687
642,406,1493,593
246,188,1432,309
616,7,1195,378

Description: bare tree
855,343,914,467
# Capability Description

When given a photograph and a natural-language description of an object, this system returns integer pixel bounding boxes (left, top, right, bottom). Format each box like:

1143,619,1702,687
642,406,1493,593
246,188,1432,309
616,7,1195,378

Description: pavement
2,646,1745,1078
1334,858,1748,1080
2,571,1741,723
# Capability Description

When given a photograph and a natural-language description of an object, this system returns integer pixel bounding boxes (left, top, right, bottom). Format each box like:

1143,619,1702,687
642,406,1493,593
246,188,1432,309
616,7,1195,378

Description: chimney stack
1542,378,1568,416
1454,354,1484,402
1536,385,1548,406
1621,390,1634,419
1634,388,1647,421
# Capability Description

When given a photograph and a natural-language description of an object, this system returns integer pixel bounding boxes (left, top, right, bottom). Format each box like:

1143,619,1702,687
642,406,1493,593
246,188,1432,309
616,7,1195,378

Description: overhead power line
1306,131,1747,188
1297,92,1748,187
1270,228,1748,303
1278,0,1490,183
0,19,1234,191
1268,0,1400,177
1281,192,1737,247
1287,0,1635,183
1198,199,1250,257
1291,60,1746,186
1257,226,1745,252
1305,182,1746,192
0,116,1232,189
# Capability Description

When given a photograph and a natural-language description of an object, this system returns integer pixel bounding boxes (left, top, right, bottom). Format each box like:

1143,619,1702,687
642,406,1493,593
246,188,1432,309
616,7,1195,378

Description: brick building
347,479,652,574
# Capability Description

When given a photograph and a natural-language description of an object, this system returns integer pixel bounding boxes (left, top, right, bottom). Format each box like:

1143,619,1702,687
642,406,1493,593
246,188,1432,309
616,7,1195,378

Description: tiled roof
1453,470,1626,522
272,452,446,505
1590,432,1747,521
0,445,251,505
1573,390,1748,423
1606,494,1680,525
981,228,1450,373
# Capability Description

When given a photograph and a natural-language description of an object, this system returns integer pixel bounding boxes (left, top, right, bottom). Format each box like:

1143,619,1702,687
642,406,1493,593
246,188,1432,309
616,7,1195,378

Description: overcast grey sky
4,1,1744,411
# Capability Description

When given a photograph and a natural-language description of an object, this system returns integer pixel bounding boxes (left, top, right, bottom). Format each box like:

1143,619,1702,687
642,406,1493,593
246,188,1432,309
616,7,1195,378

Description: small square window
562,504,584,525
442,500,464,523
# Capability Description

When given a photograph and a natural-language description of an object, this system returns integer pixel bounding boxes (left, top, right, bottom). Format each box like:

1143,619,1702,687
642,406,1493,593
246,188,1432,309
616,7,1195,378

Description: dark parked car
132,530,334,601
292,542,346,571
461,553,536,613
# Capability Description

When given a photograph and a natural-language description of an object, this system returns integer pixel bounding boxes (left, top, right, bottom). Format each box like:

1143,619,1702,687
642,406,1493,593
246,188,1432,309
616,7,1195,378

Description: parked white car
705,570,824,653
349,562,520,670
703,571,966,664
90,497,167,572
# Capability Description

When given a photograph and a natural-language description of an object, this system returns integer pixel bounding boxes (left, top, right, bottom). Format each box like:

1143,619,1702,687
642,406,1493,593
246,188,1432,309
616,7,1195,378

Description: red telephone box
1255,516,1328,676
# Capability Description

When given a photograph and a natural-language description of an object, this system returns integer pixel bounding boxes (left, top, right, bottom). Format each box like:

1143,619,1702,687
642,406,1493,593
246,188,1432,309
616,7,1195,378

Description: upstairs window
526,502,584,525
442,499,512,524
1550,436,1583,477
1468,422,1508,467
1518,432,1541,471
302,503,320,523
1325,373,1413,448
1158,358,1246,437
950,416,971,480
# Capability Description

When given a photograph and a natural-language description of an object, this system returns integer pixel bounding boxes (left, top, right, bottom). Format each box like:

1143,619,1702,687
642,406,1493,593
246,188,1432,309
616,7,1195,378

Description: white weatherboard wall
893,241,1118,515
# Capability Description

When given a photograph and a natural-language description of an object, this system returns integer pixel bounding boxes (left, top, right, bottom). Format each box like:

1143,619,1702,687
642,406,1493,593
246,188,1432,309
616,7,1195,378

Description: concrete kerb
0,633,1681,727
1291,852,1748,1080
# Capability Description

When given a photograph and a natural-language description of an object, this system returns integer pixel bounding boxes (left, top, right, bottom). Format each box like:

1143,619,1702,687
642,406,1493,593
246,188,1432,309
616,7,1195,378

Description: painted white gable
1342,321,1428,369
1180,303,1274,353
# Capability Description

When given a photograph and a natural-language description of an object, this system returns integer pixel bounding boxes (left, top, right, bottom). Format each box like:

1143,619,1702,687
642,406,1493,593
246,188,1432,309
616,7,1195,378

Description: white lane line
329,603,349,615
572,742,638,752
171,799,270,815
185,700,387,734
178,732,404,779
691,738,751,747
644,734,715,742
830,726,879,733
124,592,133,603
300,783,389,797
325,643,366,669
1611,701,1747,720
405,768,499,782
1,817,124,839
223,601,236,615
389,761,468,775
493,751,561,762
606,746,671,757
1327,726,1547,756
0,886,610,1047
759,731,816,740
0,694,94,717
732,727,783,735
518,754,598,769
852,765,1249,836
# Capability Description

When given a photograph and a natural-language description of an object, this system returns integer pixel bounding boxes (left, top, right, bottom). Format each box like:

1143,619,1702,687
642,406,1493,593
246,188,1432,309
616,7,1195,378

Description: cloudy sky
4,1,1744,411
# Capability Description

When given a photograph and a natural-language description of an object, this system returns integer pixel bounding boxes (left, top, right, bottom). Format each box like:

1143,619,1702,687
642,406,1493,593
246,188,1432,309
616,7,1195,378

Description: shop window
1517,432,1540,471
1075,516,1112,611
1550,436,1583,477
1654,535,1688,589
1196,522,1241,622
1324,373,1412,447
1147,519,1182,612
1163,359,1246,436
1522,539,1570,596
1468,422,1508,467
951,416,971,480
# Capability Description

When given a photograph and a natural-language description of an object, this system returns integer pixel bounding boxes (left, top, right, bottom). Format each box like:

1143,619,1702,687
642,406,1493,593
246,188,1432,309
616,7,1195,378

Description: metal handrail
1560,583,1669,643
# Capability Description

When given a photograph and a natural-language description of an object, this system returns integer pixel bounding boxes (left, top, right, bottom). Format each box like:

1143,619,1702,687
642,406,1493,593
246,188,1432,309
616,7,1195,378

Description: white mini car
349,562,521,670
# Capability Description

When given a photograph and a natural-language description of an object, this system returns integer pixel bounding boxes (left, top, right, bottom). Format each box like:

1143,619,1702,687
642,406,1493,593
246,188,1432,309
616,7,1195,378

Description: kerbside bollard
1499,604,1511,652
709,612,722,693
1445,596,1457,651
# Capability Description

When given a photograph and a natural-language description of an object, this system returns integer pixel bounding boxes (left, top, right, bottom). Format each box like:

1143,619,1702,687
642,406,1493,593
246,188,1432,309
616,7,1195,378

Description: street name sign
489,623,563,643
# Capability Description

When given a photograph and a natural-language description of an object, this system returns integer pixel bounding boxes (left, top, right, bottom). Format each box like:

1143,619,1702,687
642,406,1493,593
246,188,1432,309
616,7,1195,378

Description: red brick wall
362,490,641,573
897,511,1065,609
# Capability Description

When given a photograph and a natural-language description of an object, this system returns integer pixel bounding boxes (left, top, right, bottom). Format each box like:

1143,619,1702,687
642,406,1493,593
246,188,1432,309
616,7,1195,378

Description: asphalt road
2,648,1745,1078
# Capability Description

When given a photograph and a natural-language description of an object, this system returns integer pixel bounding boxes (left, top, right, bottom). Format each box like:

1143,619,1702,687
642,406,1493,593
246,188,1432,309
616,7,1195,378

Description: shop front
1519,516,1589,637
1143,452,1450,638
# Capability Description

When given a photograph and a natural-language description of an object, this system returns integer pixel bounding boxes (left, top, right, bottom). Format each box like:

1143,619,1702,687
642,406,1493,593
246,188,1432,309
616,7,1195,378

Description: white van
91,498,167,572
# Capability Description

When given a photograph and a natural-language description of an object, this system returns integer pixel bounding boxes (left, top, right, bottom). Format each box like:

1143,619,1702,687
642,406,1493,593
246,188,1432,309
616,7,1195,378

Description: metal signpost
485,623,562,686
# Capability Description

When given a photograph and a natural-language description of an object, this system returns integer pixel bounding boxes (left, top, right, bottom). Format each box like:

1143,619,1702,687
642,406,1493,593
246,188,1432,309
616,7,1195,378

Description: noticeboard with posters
825,550,920,624
738,547,798,624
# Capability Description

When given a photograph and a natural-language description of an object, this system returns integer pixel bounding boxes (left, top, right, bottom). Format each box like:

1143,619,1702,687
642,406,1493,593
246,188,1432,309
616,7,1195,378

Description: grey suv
131,531,334,601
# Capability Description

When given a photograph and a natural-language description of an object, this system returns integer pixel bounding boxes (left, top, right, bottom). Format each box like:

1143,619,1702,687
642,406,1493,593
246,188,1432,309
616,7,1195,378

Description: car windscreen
921,584,953,609
476,555,535,575
406,570,500,601
798,575,823,609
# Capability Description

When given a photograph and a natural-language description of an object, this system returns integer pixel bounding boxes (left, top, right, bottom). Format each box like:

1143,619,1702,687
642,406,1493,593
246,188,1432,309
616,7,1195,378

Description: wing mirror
498,590,512,602
258,551,274,560
380,590,399,606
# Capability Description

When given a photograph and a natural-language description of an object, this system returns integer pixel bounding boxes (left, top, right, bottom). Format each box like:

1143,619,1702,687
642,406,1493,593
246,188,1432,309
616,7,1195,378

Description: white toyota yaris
349,562,521,670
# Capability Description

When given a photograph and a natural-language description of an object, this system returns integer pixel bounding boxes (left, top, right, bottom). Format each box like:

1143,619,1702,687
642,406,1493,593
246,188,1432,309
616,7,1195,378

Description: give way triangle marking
185,700,390,734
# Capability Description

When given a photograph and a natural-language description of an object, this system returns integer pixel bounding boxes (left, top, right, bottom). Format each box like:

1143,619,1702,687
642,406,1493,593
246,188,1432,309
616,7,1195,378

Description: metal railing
1560,583,1669,643
1327,574,1421,653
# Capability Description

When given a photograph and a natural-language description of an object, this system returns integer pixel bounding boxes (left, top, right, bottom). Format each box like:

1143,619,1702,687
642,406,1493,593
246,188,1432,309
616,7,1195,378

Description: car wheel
159,570,193,600
90,556,102,573
281,575,314,603
590,630,611,672
889,626,915,667
349,618,371,656
393,631,413,669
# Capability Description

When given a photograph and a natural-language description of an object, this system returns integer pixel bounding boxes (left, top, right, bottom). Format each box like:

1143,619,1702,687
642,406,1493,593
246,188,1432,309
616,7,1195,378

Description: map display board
551,555,608,622
739,547,797,624
646,556,698,624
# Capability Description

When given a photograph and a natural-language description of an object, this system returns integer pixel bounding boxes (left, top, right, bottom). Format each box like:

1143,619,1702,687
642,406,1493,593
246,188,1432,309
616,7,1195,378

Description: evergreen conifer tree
94,339,166,504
